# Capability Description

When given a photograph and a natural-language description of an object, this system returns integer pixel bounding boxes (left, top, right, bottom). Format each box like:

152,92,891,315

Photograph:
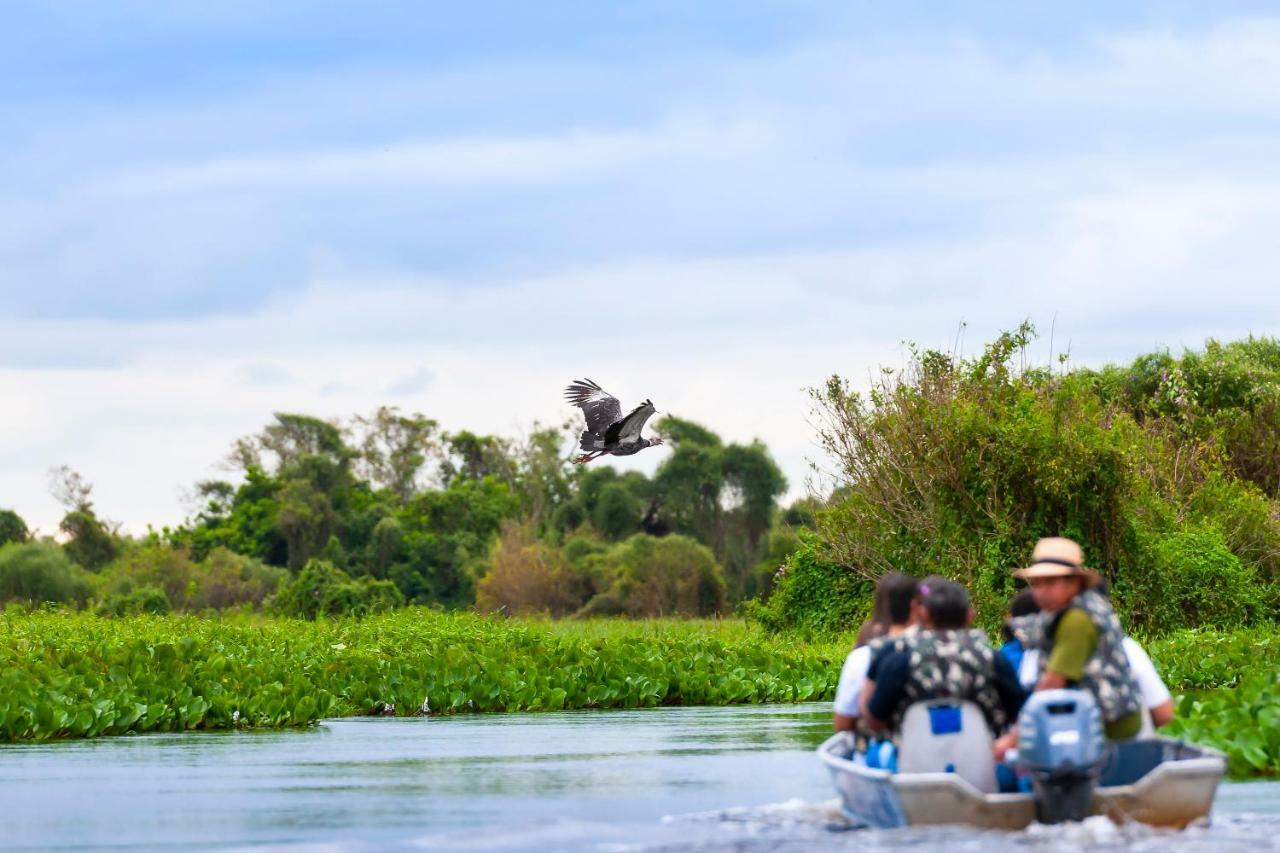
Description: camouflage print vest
889,628,1008,735
1028,589,1142,724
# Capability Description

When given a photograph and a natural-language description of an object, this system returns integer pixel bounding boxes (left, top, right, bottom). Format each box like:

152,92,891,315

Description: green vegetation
0,404,798,618
765,327,1280,635
1147,629,1280,777
0,610,844,742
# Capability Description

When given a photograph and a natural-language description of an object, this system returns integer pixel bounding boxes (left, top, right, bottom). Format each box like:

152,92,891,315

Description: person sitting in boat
992,537,1144,761
859,577,1026,738
833,572,919,734
998,588,1040,674
1012,582,1174,731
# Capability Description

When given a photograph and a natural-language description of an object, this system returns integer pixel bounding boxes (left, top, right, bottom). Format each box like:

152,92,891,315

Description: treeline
757,327,1280,636
1,410,807,618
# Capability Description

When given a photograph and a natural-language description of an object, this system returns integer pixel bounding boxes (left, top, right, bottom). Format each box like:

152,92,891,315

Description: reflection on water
0,703,1275,851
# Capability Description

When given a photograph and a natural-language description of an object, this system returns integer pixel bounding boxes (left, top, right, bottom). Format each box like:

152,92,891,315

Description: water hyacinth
0,609,847,743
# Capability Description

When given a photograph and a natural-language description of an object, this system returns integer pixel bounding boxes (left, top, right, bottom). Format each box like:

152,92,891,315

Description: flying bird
564,378,664,465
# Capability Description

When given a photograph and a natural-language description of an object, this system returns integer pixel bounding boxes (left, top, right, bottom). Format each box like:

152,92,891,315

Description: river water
1,703,1275,851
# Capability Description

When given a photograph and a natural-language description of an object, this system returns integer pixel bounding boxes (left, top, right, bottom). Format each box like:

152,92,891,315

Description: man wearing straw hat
992,537,1143,759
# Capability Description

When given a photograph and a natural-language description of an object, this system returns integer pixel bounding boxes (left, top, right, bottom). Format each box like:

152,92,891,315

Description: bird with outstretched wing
564,378,664,464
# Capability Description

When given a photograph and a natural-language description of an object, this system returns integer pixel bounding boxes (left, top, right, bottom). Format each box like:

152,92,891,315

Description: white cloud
5,16,1280,531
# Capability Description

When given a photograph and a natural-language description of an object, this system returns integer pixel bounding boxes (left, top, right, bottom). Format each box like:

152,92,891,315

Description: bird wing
608,399,656,445
564,378,623,435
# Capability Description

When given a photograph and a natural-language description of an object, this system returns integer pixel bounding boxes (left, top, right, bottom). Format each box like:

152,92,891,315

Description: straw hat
1013,537,1100,587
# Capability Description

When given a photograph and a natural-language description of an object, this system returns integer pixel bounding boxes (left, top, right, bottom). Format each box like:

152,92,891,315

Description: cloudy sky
4,2,1280,534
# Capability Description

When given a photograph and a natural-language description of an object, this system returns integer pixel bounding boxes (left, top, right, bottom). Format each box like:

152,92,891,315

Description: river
1,703,1276,851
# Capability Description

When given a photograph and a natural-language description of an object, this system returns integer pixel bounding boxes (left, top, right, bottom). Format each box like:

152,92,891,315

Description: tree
48,466,118,571
0,509,29,546
352,407,440,501
593,482,642,540
277,479,337,571
439,431,513,484
651,417,787,597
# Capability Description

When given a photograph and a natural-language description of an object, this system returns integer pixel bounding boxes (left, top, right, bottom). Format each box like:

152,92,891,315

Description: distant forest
3,328,1278,635
0,406,808,619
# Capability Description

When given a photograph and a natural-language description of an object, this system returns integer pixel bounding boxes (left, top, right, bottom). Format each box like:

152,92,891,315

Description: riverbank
3,609,1273,778
0,610,844,742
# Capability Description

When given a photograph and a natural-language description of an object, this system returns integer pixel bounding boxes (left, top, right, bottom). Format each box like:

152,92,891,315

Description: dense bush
745,535,870,635
97,545,285,612
0,543,91,606
583,534,727,617
274,559,404,619
475,522,576,615
781,327,1280,633
98,585,170,616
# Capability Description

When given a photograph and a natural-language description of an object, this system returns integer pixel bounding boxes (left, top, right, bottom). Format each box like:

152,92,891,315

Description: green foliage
0,509,29,546
746,534,871,635
60,509,118,571
98,585,170,617
804,327,1280,633
0,610,845,742
274,559,405,619
1146,628,1280,691
652,417,787,598
0,544,91,606
96,545,285,612
592,482,643,539
578,534,727,618
1135,629,1280,778
1122,526,1266,631
1168,673,1280,777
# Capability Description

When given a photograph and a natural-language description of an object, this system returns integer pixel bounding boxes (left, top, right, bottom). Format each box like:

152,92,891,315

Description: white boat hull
818,732,1225,830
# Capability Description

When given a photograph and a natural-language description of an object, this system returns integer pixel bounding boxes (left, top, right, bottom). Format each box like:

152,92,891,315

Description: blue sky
3,3,1280,532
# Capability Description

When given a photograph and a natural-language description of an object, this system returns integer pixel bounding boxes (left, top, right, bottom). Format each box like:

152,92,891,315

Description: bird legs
572,451,607,465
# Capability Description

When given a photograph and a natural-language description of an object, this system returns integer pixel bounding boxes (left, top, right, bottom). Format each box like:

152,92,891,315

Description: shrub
583,534,726,617
475,522,576,615
191,548,287,610
274,559,405,619
97,545,198,610
1120,525,1266,630
98,585,170,616
0,543,91,606
800,326,1280,633
745,534,870,634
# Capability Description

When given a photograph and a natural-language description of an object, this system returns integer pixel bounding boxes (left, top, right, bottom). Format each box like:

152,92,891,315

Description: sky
3,2,1280,534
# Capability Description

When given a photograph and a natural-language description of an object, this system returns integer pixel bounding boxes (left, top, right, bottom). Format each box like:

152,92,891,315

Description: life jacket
1027,588,1141,724
850,629,914,751
887,628,1008,735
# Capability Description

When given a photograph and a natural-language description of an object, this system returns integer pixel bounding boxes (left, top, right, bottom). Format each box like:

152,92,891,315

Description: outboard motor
1016,689,1106,824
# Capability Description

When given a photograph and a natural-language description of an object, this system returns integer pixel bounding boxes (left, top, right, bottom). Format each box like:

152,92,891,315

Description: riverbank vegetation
0,610,842,742
2,330,1277,775
759,327,1280,635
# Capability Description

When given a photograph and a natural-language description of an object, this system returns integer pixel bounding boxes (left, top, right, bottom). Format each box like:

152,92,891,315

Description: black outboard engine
1016,689,1106,824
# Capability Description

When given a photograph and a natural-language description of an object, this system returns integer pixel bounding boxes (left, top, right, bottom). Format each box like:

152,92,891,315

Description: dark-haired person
860,578,1025,737
998,588,1039,674
832,572,919,733
992,537,1144,761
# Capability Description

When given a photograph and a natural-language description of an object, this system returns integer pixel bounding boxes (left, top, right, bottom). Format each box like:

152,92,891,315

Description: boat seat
896,699,998,793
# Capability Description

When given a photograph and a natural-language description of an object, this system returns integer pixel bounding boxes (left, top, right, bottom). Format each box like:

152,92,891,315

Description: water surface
0,703,1275,851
